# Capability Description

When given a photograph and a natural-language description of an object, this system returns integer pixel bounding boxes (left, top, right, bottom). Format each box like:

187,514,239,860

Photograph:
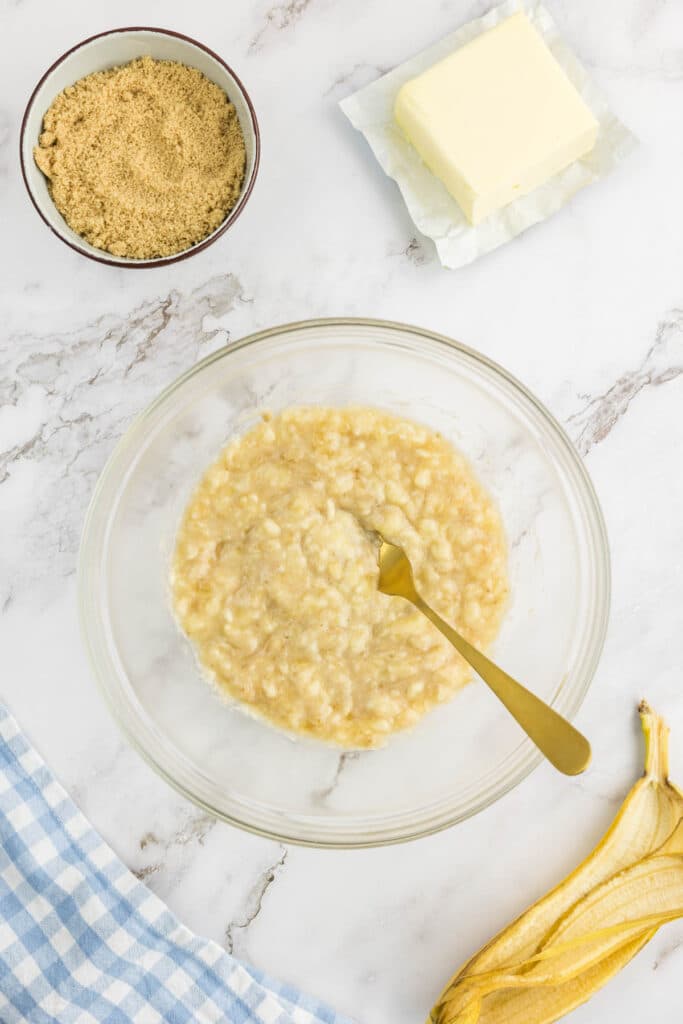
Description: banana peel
430,702,683,1024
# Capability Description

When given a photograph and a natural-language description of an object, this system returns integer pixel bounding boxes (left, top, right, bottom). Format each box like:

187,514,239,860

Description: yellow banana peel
430,702,683,1024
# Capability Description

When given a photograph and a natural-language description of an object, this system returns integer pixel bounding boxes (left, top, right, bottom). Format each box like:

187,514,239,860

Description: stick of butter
394,11,599,225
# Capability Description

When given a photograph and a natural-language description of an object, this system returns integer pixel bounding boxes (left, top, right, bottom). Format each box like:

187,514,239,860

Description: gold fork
377,538,591,776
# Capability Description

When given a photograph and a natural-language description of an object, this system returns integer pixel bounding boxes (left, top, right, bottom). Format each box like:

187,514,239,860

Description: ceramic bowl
20,27,260,268
78,319,611,847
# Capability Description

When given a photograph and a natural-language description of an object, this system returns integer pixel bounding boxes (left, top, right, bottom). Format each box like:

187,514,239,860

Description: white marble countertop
2,0,683,1020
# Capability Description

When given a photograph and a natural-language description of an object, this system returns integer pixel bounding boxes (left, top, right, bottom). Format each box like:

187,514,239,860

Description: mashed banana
171,407,508,748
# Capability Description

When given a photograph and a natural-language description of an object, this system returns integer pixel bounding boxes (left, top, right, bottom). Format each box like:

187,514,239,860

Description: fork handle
413,596,591,776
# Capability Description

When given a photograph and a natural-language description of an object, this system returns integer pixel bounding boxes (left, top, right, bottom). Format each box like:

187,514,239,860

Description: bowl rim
19,25,261,269
78,317,611,847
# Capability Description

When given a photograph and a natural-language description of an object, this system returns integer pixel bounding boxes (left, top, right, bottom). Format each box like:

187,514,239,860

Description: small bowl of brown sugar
20,27,260,267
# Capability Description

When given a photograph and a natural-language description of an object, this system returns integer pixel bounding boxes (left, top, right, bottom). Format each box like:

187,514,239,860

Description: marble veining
133,814,217,881
249,0,317,53
2,0,683,1021
567,308,683,455
0,276,242,606
311,751,360,805
225,848,288,957
652,936,683,972
324,63,392,99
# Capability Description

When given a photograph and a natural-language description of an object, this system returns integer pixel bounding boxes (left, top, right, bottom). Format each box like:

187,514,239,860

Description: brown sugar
34,56,246,259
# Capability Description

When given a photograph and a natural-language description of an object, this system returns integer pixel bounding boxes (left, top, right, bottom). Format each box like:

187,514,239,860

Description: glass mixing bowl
78,319,610,847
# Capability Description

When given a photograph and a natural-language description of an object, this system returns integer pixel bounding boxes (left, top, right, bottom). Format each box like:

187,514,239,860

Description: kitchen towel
0,704,351,1024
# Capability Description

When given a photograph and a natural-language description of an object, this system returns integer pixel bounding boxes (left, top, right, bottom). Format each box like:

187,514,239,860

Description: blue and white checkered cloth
0,704,353,1024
